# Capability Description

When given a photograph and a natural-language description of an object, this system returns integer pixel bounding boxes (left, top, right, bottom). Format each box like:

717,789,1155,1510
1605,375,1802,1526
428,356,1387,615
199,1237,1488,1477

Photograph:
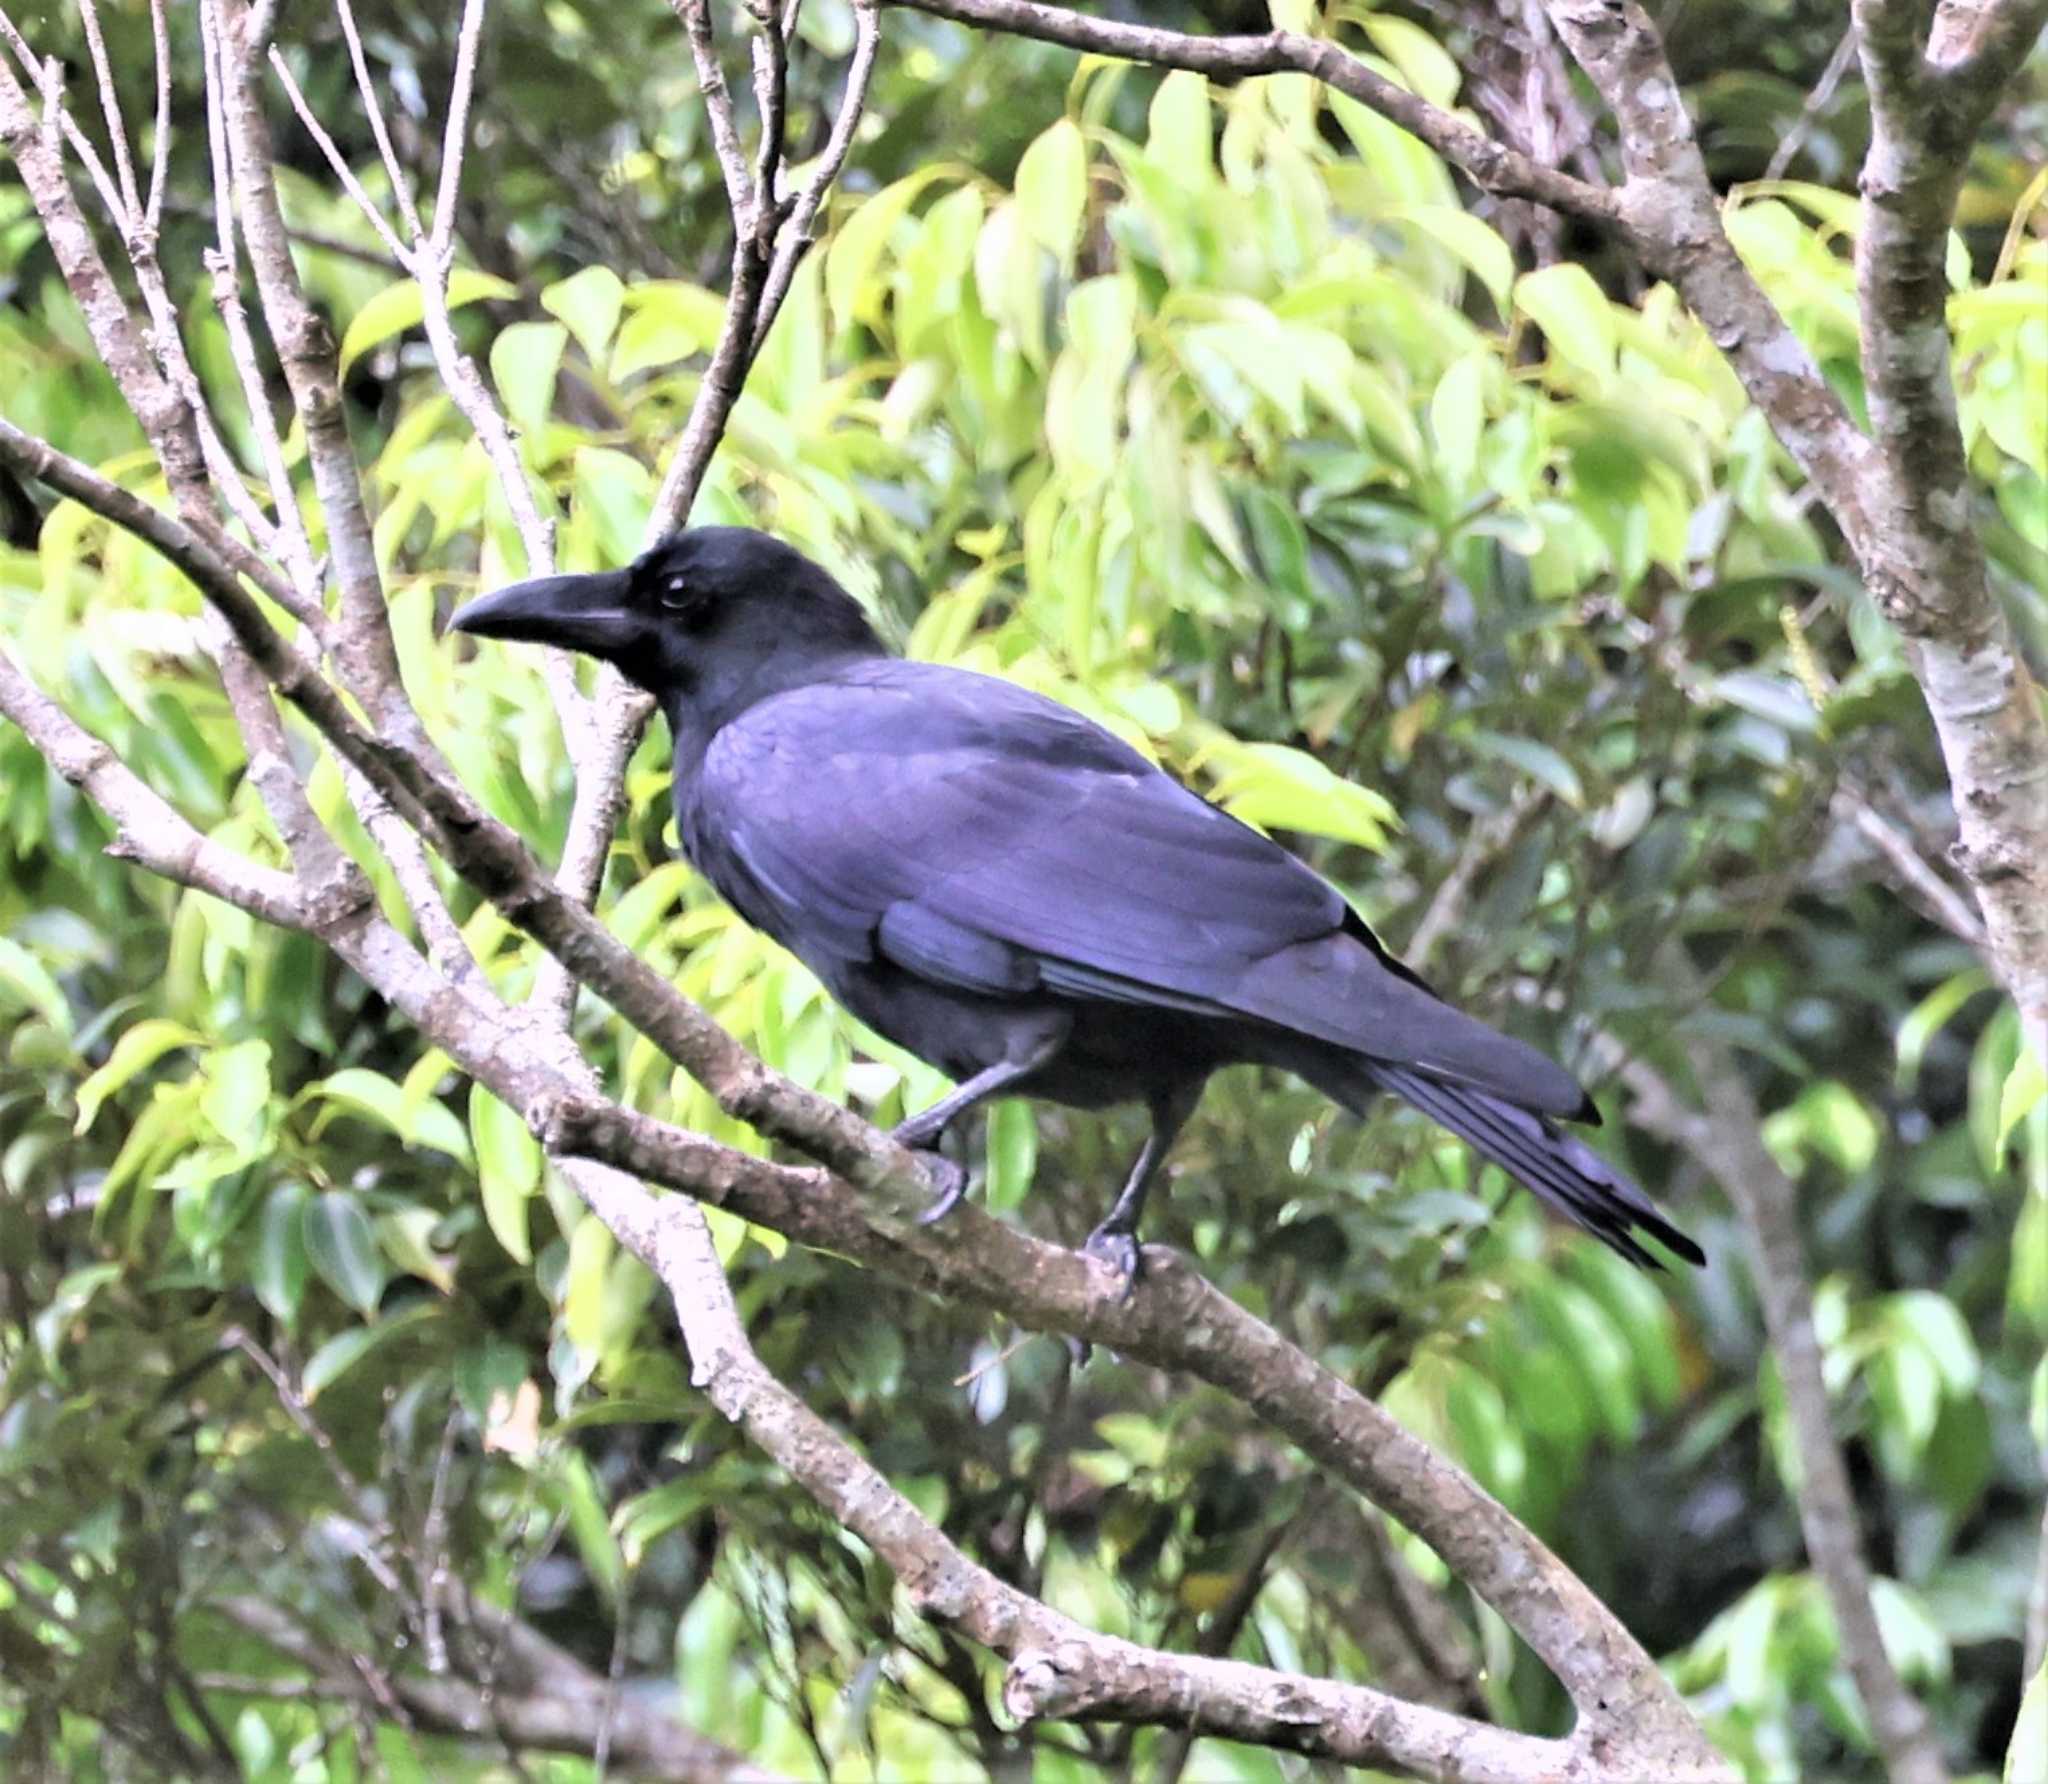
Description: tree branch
557,1157,1605,1783
0,521,1725,1774
1619,957,1950,1784
888,0,1614,221
214,1595,779,1783
1850,0,2048,1063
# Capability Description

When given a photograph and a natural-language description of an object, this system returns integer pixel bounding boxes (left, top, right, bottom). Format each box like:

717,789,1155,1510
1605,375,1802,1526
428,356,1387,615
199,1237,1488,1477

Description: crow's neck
660,641,885,786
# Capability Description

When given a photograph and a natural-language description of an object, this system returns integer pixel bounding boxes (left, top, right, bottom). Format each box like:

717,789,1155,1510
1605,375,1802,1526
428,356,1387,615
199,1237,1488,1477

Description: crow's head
447,526,881,698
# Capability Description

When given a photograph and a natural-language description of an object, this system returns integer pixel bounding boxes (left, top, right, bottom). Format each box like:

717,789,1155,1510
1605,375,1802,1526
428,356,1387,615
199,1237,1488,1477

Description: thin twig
751,0,880,355
1764,27,1861,182
430,0,489,256
146,0,172,231
673,0,755,222
200,0,324,606
75,0,144,225
332,0,424,239
264,46,411,262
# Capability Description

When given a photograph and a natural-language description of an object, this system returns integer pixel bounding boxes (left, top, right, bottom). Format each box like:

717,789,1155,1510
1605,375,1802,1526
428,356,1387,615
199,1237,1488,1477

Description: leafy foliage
1,3,2044,1779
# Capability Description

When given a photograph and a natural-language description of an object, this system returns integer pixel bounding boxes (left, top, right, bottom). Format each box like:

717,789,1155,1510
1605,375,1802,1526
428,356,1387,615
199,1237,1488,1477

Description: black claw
1082,1225,1143,1297
912,1151,969,1225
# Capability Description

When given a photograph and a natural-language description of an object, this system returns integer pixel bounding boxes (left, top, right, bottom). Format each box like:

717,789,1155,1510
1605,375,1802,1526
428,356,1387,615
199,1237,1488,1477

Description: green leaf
471,1085,541,1265
563,1214,616,1354
1393,206,1513,312
556,1450,627,1603
1015,117,1088,266
541,265,625,368
1998,1043,2046,1151
302,1190,389,1316
338,268,515,374
825,168,946,335
73,1019,200,1134
255,1181,309,1326
983,1099,1038,1214
1094,1412,1168,1469
1362,15,1461,107
0,936,70,1038
1887,1290,1979,1394
1515,263,1615,385
1429,352,1485,489
1207,740,1398,851
301,1300,439,1401
1463,730,1584,807
307,1066,473,1164
201,1039,272,1152
1445,1362,1527,1500
610,282,728,381
1147,72,1212,183
489,320,567,439
1896,968,1993,1091
615,1477,713,1567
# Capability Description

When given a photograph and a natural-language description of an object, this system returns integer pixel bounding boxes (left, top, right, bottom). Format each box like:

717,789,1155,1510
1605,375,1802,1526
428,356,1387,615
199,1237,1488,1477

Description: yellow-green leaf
339,268,515,375
73,1019,200,1134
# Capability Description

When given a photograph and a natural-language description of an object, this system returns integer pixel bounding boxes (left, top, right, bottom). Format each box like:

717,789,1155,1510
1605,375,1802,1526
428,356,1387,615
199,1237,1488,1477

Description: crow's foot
1082,1225,1143,1298
911,1151,969,1225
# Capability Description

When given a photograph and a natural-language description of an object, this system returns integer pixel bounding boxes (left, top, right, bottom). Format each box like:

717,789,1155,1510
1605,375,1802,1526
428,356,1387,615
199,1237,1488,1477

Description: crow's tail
1312,1058,1704,1268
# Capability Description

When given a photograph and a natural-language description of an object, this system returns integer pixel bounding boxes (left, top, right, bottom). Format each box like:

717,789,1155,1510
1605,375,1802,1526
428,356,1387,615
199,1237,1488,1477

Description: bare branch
564,1158,1612,1783
1929,0,2048,80
430,0,489,257
146,0,171,229
1763,27,1859,183
1849,0,2048,1059
1404,788,1544,976
0,13,130,230
0,649,311,930
332,0,425,240
213,0,405,712
1620,957,1950,1784
262,43,411,262
673,0,756,223
751,0,881,356
74,0,144,224
748,3,790,216
216,1593,785,1782
1538,1,1877,531
1834,784,1990,954
890,0,1613,221
200,2,324,604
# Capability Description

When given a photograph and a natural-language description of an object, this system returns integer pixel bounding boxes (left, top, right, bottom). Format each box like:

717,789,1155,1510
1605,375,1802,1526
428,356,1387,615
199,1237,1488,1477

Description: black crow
450,528,1700,1285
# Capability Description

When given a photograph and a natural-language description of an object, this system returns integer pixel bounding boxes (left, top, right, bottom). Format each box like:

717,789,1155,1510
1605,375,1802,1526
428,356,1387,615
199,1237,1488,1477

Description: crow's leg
893,1033,1064,1225
1083,1078,1203,1294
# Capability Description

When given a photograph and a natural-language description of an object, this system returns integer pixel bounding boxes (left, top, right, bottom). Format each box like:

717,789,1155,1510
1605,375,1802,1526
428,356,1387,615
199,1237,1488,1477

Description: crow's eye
658,574,692,613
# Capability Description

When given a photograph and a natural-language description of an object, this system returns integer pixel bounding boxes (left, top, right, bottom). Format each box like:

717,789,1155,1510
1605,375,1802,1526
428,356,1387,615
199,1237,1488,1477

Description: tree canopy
0,1,2043,1780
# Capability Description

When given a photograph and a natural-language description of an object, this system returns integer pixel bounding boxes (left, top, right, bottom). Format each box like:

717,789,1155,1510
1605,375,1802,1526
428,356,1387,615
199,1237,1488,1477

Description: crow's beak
447,568,639,659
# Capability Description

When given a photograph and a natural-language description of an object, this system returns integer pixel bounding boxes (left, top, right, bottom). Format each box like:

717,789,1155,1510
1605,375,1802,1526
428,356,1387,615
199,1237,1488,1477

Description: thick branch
1851,0,2048,1054
1539,1,1877,529
562,1159,1597,1784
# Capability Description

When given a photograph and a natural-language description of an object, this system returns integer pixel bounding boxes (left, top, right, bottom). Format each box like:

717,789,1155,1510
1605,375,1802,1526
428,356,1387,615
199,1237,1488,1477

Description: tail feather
1319,1058,1703,1268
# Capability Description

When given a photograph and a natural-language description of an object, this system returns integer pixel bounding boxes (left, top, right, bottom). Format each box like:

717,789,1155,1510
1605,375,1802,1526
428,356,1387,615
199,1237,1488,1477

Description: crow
450,527,1700,1286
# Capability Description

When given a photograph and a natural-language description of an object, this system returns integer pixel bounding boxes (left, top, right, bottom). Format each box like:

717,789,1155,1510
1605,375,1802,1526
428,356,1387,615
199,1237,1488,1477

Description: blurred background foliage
1,0,2044,1778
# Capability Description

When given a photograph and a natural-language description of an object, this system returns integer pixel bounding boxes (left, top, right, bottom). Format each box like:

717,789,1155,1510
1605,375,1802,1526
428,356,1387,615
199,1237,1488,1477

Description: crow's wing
687,660,1584,1114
